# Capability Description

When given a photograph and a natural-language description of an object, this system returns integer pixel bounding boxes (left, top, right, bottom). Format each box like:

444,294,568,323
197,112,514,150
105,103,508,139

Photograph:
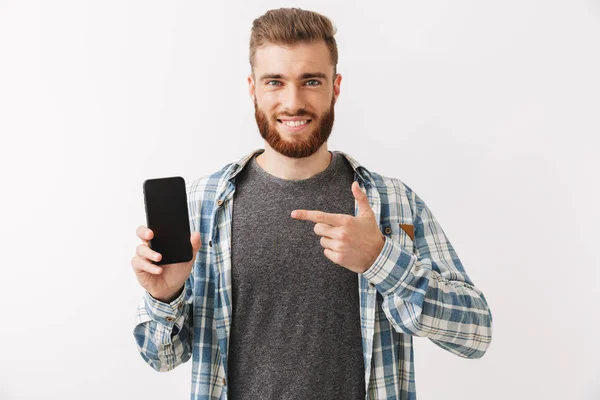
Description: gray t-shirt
227,150,366,400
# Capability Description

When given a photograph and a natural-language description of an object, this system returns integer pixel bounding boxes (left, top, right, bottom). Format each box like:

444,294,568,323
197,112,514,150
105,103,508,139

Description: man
132,7,493,400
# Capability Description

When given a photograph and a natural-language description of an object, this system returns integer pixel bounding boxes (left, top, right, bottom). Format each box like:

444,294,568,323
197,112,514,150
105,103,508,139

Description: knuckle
139,260,152,273
143,260,155,272
331,252,340,263
313,223,323,234
137,226,148,238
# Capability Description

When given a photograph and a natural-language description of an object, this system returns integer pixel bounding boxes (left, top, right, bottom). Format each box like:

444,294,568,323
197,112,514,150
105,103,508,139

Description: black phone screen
143,176,193,265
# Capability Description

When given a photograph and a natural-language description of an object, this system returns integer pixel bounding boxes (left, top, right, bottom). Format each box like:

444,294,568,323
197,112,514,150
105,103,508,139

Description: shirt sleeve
362,192,493,359
132,276,194,371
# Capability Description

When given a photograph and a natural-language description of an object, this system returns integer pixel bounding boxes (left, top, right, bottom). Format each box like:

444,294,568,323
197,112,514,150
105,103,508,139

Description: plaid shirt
134,148,493,400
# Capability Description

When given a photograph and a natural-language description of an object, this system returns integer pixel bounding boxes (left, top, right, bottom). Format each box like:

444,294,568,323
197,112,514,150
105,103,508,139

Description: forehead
253,41,333,76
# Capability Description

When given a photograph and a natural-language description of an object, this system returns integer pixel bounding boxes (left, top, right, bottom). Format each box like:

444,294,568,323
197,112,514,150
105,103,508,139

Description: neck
255,142,332,180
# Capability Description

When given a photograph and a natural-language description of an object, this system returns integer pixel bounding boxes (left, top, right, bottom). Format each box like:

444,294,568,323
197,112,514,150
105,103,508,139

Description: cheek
257,88,279,101
309,93,332,110
257,94,279,114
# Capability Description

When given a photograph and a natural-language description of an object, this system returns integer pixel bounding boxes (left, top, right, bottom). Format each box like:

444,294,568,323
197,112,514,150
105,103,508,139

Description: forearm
133,280,193,371
363,237,493,358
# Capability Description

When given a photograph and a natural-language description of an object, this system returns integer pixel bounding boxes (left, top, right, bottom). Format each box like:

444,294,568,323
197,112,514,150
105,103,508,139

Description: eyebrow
259,72,329,83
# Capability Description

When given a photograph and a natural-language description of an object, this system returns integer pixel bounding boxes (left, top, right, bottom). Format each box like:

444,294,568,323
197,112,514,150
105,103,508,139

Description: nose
280,86,306,115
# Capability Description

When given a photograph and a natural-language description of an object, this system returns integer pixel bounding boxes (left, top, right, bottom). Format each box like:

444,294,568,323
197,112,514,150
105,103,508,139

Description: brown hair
249,8,338,76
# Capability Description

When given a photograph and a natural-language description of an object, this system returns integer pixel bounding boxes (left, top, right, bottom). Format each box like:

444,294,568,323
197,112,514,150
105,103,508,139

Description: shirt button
222,378,227,385
369,282,375,288
177,302,183,310
209,240,213,247
217,199,223,206
384,226,392,235
165,316,174,322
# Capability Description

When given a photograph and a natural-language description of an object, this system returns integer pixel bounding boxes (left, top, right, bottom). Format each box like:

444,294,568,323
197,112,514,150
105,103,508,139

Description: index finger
291,210,346,226
136,225,153,244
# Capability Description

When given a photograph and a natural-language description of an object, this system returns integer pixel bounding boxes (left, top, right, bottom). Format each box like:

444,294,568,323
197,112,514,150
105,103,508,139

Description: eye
305,80,321,86
266,80,282,86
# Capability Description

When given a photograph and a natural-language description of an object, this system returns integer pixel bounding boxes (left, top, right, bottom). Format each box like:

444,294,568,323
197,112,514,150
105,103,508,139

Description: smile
277,119,312,131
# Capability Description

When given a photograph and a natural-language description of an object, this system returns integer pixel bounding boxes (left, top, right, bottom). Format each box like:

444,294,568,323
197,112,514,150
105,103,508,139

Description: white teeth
282,120,308,127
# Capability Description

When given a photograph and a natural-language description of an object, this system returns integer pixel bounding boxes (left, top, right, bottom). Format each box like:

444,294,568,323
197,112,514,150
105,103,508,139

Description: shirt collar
222,148,375,188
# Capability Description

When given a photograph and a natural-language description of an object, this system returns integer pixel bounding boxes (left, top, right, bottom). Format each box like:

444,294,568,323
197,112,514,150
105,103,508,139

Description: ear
333,73,342,104
248,73,255,100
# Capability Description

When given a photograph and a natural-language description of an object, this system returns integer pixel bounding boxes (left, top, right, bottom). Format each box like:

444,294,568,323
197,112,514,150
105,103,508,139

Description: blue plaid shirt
134,148,493,399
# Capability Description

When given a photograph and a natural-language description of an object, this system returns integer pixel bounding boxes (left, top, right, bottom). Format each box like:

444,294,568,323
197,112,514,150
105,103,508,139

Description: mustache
276,109,314,119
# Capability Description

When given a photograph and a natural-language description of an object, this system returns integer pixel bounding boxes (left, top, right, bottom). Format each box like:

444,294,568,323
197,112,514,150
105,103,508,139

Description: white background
1,0,599,399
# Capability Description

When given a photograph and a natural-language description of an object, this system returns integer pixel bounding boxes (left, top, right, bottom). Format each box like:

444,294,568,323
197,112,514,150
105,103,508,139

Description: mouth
277,118,312,132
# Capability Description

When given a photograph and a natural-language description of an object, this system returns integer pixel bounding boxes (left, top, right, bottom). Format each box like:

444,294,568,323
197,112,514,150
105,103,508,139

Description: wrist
363,234,386,273
149,285,184,303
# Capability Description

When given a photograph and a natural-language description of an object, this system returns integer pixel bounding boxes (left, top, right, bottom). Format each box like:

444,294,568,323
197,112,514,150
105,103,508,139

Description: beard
254,95,335,159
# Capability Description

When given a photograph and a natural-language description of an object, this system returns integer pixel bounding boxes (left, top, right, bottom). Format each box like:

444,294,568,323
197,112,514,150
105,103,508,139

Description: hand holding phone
131,226,201,303
130,176,202,303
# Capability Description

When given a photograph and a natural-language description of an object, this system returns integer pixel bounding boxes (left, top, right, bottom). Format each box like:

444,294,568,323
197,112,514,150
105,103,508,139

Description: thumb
190,231,202,254
352,181,372,216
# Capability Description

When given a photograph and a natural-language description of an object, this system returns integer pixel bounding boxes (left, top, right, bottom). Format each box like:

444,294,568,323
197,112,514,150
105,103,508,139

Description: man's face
249,41,342,159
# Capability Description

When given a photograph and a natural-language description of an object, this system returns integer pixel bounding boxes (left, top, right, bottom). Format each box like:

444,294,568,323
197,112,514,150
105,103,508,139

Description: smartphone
143,176,193,265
